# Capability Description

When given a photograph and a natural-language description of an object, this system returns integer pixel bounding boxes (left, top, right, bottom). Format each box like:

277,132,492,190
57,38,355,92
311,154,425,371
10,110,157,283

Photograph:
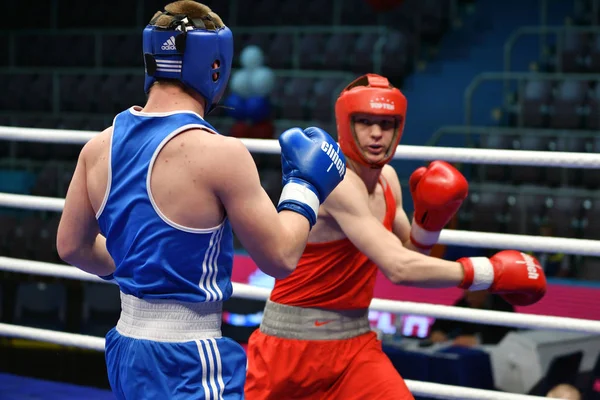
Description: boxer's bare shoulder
81,127,113,214
160,127,256,188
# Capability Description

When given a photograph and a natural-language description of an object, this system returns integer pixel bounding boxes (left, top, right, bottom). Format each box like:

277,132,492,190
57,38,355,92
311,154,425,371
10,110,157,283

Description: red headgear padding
335,74,407,168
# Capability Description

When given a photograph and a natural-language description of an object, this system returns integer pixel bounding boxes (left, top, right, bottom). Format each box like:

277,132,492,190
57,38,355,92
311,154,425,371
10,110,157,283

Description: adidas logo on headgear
161,36,177,51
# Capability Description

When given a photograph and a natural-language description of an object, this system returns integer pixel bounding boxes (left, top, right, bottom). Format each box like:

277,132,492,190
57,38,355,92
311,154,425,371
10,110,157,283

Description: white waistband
116,292,222,342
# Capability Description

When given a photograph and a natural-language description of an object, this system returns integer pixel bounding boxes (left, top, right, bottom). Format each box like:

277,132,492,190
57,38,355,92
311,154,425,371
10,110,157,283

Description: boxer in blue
55,1,345,399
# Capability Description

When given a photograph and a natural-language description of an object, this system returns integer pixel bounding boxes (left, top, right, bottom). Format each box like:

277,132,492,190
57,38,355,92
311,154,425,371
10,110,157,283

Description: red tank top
270,175,397,310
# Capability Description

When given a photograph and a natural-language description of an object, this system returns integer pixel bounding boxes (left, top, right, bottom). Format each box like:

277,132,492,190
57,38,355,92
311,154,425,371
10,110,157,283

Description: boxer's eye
380,121,395,130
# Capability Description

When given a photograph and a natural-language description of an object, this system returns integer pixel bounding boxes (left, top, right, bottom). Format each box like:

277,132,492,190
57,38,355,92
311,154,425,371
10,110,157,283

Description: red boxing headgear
335,74,407,169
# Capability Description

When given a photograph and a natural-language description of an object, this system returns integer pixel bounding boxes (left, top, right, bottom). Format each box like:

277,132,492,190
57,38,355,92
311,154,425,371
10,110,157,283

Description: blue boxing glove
277,127,346,226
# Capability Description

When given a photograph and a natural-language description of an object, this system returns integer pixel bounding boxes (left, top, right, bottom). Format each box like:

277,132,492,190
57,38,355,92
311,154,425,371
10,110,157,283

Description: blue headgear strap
143,11,233,115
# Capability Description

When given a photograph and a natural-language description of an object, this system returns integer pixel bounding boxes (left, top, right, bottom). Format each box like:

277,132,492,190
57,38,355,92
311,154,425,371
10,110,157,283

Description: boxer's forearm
384,249,464,288
272,210,311,276
61,234,116,277
403,239,432,255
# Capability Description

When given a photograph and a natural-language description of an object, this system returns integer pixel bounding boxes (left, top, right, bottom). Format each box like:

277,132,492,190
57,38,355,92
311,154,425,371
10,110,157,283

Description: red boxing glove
409,161,468,249
457,250,547,306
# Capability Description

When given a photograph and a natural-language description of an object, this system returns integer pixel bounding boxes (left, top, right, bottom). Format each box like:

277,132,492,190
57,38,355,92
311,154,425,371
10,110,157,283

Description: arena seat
549,79,587,130
81,283,121,337
12,117,60,161
31,164,60,198
504,191,548,235
59,74,100,113
512,134,555,185
584,84,600,130
552,136,592,187
33,218,61,264
0,74,52,113
303,0,334,25
582,136,600,189
239,0,276,26
589,34,600,73
101,33,142,68
14,282,67,331
581,199,600,240
380,31,411,78
98,75,131,113
340,0,381,26
520,79,553,128
467,191,511,233
323,33,357,71
279,77,314,120
16,34,96,68
523,192,552,235
6,0,52,29
266,34,295,69
478,134,518,183
0,170,36,195
57,1,136,28
9,215,45,260
351,32,382,73
544,196,584,239
0,215,18,255
417,0,453,42
310,77,347,122
558,32,588,73
572,0,595,25
298,33,329,70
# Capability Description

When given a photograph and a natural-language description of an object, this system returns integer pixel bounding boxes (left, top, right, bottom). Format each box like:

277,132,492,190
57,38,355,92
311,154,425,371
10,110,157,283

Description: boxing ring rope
2,125,600,168
1,191,599,256
1,125,598,399
2,256,600,335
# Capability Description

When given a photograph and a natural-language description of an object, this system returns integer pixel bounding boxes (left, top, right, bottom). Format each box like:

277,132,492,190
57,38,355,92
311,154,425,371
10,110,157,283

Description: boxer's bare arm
324,173,463,287
57,133,115,277
383,166,431,255
213,137,310,279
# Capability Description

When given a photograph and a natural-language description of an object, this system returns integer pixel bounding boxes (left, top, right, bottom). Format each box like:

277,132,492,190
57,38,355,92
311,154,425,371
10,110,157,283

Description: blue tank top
97,107,234,303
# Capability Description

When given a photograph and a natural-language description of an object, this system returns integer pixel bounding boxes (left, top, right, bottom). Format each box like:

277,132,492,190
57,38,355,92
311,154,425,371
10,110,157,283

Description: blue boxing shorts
105,293,247,400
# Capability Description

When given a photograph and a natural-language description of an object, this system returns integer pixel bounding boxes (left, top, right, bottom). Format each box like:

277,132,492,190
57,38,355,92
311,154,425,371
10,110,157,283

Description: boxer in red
244,74,547,399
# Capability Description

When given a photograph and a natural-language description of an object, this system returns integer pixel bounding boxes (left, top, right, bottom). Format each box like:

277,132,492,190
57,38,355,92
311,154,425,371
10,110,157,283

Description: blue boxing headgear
143,11,233,114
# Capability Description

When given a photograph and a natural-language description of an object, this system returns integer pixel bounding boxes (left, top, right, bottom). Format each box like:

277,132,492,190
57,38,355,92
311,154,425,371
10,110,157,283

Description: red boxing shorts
244,330,414,400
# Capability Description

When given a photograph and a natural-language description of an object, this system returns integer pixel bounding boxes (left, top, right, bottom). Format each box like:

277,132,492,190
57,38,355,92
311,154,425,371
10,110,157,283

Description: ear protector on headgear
142,11,234,115
335,74,407,169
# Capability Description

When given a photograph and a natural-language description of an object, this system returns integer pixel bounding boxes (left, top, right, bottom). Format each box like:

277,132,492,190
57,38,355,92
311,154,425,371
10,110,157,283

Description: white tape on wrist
278,182,320,219
410,218,441,247
467,257,495,291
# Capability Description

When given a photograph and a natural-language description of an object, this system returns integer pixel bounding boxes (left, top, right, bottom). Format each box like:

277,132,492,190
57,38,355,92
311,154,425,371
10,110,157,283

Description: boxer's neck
348,160,382,193
143,83,206,118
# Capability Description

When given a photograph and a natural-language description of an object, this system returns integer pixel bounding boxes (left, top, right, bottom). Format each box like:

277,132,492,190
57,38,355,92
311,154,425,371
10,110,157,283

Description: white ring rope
1,192,598,256
0,193,65,212
404,380,549,400
0,322,105,352
2,256,600,334
1,125,600,168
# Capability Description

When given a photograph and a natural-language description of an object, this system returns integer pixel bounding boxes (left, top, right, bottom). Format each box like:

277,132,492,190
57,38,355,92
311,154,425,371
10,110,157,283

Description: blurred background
1,0,600,398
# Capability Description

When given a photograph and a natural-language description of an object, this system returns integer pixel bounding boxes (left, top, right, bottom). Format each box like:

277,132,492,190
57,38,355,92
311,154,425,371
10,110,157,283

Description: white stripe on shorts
195,339,212,399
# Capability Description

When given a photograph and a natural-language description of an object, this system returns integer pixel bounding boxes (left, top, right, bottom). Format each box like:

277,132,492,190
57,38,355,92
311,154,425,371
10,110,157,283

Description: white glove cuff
410,218,441,247
278,182,320,219
467,257,495,291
